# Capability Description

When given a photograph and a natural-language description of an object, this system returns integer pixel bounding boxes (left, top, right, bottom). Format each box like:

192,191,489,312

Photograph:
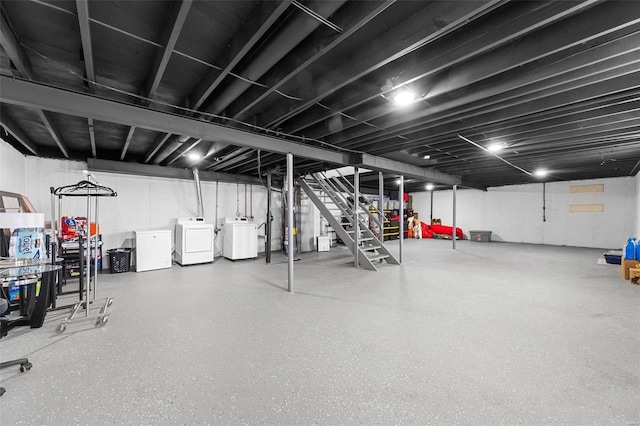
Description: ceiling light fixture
381,78,421,107
487,142,506,152
392,89,416,106
423,154,431,160
425,183,434,190
188,152,201,161
534,169,548,178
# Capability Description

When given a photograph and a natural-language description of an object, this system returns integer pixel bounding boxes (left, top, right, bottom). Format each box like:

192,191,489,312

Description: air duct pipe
192,168,204,218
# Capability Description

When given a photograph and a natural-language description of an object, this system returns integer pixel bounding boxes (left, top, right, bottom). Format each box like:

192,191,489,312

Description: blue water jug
624,238,636,260
636,238,640,261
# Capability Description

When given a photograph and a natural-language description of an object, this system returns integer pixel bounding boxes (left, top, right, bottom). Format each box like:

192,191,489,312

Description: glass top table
0,258,62,283
0,258,62,330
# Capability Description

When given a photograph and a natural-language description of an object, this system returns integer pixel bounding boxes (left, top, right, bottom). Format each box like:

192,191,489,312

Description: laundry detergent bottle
624,237,637,260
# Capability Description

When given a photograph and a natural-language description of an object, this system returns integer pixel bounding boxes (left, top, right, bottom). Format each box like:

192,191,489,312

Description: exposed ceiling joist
76,0,96,93
37,110,69,158
228,0,396,120
1,112,39,155
368,72,640,155
121,126,136,160
309,1,639,147
262,0,506,129
76,0,98,158
207,148,254,171
1,7,70,158
189,0,293,111
87,117,96,158
0,9,33,78
146,0,193,100
144,133,172,163
1,1,637,188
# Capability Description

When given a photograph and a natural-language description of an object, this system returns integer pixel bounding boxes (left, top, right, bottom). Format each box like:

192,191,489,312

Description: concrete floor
1,239,639,425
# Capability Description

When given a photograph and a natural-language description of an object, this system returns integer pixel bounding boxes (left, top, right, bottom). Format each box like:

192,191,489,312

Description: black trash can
107,248,132,273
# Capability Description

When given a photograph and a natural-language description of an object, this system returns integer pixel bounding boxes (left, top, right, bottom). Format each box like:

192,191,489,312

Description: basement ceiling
1,0,639,192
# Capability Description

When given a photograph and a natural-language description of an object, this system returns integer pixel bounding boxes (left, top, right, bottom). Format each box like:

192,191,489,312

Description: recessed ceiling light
188,152,201,161
392,90,416,106
534,169,548,177
425,183,434,190
395,179,402,185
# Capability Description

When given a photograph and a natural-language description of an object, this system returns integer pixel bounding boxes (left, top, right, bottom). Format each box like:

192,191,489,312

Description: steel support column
266,171,272,264
452,184,457,250
378,172,384,242
287,153,294,292
430,189,434,224
399,175,404,263
354,166,359,269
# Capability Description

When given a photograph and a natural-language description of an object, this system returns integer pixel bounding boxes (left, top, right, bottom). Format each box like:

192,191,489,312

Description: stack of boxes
622,237,640,284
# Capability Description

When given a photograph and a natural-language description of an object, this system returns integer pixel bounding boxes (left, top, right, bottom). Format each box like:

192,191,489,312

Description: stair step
367,254,389,262
360,245,381,251
359,237,375,242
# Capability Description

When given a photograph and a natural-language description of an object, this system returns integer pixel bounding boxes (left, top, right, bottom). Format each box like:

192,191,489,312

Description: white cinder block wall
412,177,636,249
0,138,26,193
1,140,283,261
3,139,638,251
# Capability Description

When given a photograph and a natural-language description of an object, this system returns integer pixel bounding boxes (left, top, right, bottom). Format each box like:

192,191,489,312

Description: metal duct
192,168,204,218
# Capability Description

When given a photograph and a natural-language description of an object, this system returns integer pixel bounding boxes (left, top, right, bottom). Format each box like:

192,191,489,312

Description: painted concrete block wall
22,165,284,257
412,176,635,249
1,140,284,261
0,139,26,194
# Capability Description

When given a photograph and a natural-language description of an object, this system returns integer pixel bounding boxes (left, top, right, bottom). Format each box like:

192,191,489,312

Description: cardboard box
629,268,640,285
621,259,640,279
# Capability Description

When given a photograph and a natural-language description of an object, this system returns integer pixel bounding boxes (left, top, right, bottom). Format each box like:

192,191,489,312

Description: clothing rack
50,180,117,332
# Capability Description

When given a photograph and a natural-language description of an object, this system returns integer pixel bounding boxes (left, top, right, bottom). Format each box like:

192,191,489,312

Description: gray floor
1,239,639,425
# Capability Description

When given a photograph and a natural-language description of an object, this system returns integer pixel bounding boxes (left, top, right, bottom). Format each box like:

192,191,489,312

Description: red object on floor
388,216,464,239
424,223,464,239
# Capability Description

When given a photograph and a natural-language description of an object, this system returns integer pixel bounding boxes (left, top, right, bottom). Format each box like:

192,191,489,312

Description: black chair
0,298,32,396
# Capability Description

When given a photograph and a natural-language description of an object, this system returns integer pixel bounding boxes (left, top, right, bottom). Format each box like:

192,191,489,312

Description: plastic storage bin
107,248,132,273
470,230,492,242
604,253,622,265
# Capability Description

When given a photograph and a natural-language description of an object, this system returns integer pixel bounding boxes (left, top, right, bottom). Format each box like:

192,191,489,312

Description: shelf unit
60,236,102,282
382,210,399,241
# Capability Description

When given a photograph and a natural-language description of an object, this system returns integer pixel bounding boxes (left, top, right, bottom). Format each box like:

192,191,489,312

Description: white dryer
175,217,214,265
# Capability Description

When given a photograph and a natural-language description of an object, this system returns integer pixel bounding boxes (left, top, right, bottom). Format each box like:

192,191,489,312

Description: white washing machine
223,218,258,260
175,217,214,265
